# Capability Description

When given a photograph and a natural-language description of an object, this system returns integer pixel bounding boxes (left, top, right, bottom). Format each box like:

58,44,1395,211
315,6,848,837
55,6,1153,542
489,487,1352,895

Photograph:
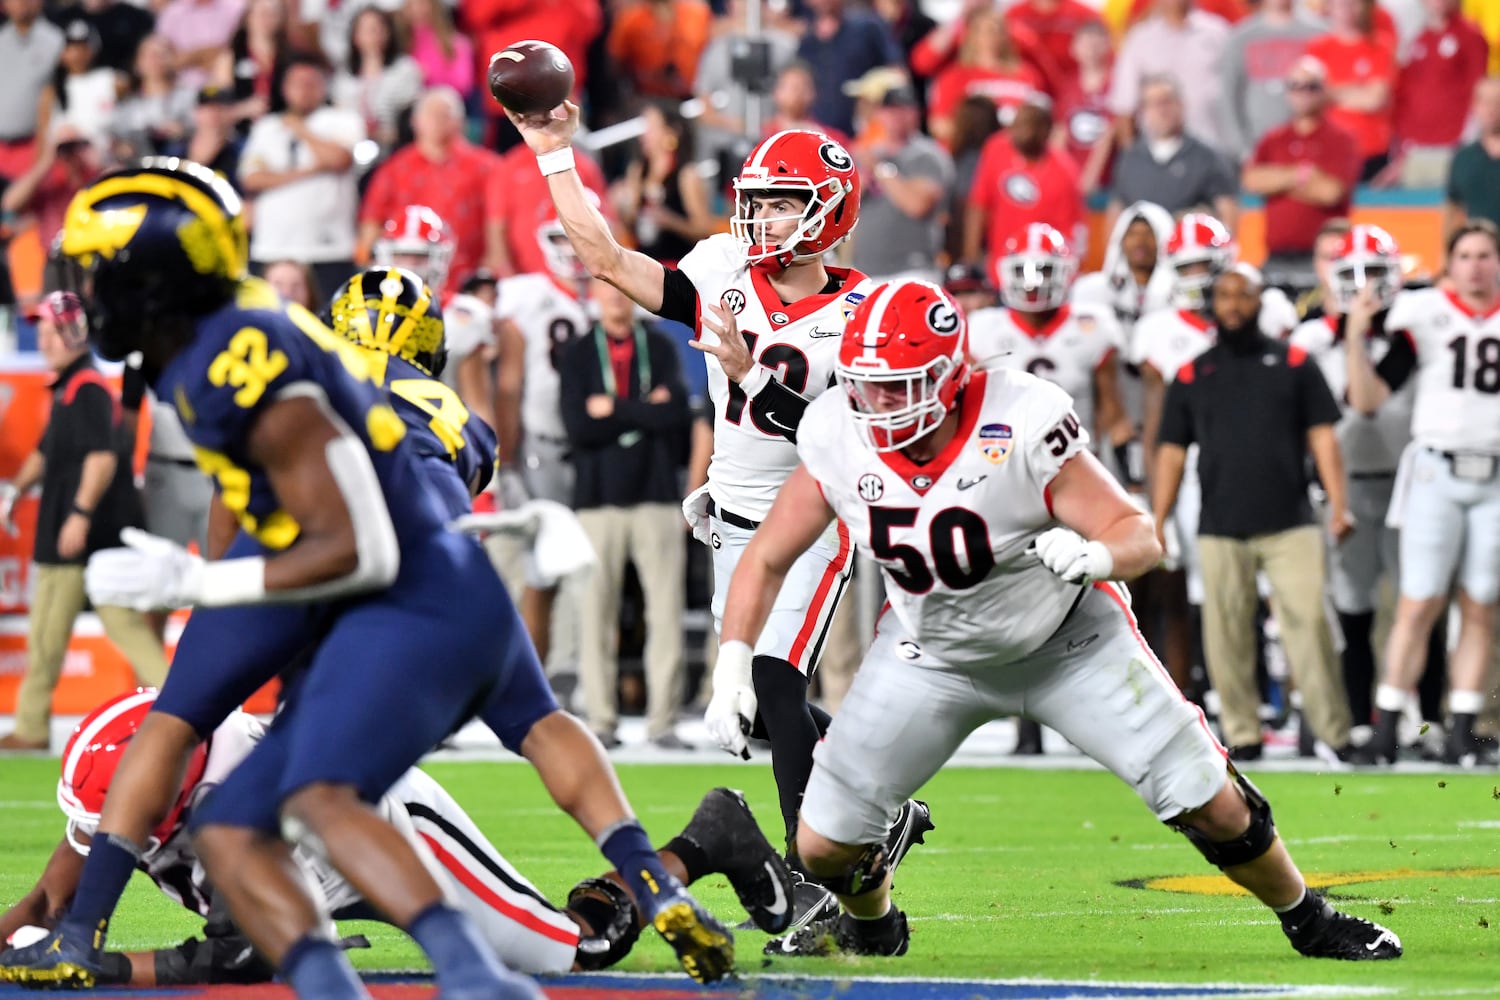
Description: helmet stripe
749,130,800,171
61,689,159,791
858,282,902,361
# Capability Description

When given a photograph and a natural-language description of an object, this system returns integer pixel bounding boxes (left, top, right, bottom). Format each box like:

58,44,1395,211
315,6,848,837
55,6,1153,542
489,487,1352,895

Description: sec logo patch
857,473,884,501
722,289,746,315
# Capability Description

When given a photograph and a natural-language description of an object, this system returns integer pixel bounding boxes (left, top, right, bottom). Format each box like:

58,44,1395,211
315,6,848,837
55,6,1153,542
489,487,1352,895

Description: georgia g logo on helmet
818,141,853,172
926,300,960,336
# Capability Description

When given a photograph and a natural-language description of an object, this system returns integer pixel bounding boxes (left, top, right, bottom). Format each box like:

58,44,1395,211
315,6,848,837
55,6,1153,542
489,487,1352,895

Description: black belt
1428,446,1497,461
1349,470,1397,480
706,498,760,531
147,454,198,469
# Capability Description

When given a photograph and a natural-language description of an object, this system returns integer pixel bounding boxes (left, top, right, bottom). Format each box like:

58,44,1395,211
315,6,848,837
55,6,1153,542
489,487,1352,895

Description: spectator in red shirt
1242,56,1361,274
1004,0,1105,97
461,0,600,130
964,92,1085,266
910,0,1056,99
489,142,614,277
1304,0,1397,181
358,86,503,296
1051,19,1115,194
926,7,1045,148
1387,0,1489,188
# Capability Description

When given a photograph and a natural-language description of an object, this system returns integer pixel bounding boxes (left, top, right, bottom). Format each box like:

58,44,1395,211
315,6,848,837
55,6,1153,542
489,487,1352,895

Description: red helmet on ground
995,223,1076,312
374,205,455,293
57,689,208,853
837,279,970,452
1165,213,1234,310
731,129,861,272
1330,224,1402,312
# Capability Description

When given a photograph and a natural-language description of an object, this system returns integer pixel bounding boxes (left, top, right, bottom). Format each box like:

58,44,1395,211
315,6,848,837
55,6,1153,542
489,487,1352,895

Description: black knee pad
1168,768,1277,869
567,877,640,971
808,842,891,898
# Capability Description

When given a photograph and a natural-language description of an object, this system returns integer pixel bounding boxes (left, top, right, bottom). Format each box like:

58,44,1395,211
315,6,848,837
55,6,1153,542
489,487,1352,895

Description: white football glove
524,500,597,589
451,507,541,540
681,484,713,546
494,466,531,511
704,640,757,760
85,528,205,610
0,483,19,536
1031,527,1113,586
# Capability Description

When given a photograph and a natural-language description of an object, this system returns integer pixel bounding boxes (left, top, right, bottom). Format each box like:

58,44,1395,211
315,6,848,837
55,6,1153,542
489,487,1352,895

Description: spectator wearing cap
1445,77,1500,238
796,0,905,136
170,84,244,189
965,93,1085,269
925,7,1045,148
851,83,953,284
1217,0,1323,164
561,278,693,750
943,261,997,315
0,293,168,752
241,51,365,295
1152,265,1353,763
153,0,245,94
43,19,119,144
0,0,65,181
67,0,154,75
109,35,199,161
1304,0,1397,181
1106,75,1238,235
1388,0,1488,189
1051,19,1115,195
1242,56,1361,276
1,122,103,261
1110,0,1231,153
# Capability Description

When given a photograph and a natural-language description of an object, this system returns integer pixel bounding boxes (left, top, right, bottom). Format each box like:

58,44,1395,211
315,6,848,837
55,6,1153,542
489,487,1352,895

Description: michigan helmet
57,689,209,855
837,279,970,452
324,266,447,378
731,129,861,272
57,157,248,361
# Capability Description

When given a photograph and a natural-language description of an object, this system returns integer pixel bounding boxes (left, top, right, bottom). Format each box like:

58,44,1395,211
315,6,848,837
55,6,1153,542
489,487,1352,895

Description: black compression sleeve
658,267,699,327
1375,330,1416,392
751,378,812,443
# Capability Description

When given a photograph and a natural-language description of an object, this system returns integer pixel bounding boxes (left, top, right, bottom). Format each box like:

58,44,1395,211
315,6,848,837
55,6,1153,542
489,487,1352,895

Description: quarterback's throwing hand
1031,527,1113,586
704,640,758,759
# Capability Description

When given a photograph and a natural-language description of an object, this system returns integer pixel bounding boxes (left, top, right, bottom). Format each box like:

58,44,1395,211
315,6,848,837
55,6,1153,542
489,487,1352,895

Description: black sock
1418,622,1448,722
662,834,711,884
1336,610,1376,725
1371,707,1401,751
751,656,819,847
1276,889,1325,931
1450,711,1477,748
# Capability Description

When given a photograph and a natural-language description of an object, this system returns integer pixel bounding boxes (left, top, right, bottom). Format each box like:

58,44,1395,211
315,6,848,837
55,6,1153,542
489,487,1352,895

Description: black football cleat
1283,892,1402,961
1012,718,1044,755
764,908,910,958
678,787,797,934
885,798,934,879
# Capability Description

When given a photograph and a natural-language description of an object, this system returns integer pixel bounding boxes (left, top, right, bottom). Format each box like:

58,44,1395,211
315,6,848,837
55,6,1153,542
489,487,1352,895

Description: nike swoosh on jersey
956,476,987,490
762,862,789,917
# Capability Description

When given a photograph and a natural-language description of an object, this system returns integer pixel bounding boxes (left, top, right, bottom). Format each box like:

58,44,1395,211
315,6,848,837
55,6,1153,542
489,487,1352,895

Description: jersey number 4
1447,335,1500,394
390,378,470,458
870,507,994,593
723,332,809,434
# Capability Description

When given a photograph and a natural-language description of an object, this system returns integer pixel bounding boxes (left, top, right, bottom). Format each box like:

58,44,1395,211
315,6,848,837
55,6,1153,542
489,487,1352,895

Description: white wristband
537,147,576,177
736,364,771,397
199,556,268,606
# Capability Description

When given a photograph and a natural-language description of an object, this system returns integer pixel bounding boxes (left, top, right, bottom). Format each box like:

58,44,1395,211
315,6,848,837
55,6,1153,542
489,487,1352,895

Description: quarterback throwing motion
716,278,1403,961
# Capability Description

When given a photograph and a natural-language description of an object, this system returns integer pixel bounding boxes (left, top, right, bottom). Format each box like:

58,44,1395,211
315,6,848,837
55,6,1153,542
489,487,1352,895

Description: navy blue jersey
153,278,446,552
377,353,496,502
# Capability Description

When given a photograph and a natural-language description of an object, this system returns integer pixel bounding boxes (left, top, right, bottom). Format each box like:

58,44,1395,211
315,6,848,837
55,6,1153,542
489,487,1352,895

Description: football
488,40,574,115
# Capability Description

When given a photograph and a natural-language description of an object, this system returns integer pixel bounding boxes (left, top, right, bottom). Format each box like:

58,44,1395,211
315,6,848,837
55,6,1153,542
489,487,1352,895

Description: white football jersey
1131,308,1215,383
495,274,591,441
1290,315,1414,474
679,233,873,519
1386,287,1500,453
798,368,1092,666
967,303,1122,440
1071,270,1173,339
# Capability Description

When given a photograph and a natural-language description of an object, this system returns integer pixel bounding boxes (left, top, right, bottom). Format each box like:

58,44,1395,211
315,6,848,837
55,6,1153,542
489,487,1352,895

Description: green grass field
2,758,1497,998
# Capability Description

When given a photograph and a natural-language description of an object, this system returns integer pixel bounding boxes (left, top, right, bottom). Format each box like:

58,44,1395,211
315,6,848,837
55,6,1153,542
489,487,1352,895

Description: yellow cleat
651,896,735,984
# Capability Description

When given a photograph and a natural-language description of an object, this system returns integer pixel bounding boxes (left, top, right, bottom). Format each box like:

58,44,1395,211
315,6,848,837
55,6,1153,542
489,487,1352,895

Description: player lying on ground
0,168,730,999
0,691,792,986
714,277,1404,961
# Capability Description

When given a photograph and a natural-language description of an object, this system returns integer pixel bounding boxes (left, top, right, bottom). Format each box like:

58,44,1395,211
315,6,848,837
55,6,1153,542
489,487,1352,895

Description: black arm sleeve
1374,330,1416,392
657,267,700,328
753,378,813,443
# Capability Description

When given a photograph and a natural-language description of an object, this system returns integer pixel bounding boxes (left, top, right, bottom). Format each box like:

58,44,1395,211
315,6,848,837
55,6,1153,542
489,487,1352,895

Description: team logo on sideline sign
979,423,1014,464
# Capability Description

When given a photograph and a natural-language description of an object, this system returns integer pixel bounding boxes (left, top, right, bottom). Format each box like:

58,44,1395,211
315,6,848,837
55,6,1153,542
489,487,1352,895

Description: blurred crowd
0,0,1497,758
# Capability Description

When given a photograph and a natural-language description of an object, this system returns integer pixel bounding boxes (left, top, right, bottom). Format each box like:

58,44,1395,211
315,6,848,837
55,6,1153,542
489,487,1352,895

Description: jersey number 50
870,507,994,593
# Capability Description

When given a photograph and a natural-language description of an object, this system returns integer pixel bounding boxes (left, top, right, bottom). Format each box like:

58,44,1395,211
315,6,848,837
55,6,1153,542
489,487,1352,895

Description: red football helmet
374,205,455,293
995,223,1076,312
536,191,597,284
1330,224,1402,312
1165,213,1234,310
837,279,970,452
731,129,861,272
57,689,208,854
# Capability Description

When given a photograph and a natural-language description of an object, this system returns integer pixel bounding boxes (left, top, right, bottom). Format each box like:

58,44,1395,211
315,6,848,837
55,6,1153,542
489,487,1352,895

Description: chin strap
749,245,796,273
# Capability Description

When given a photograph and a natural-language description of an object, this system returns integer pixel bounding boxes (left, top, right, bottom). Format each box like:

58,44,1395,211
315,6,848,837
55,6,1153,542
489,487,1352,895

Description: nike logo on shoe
762,862,788,918
1366,930,1401,952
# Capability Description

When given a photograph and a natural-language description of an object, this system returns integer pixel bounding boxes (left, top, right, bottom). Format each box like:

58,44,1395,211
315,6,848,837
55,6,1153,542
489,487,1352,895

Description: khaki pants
577,504,685,740
1198,526,1351,749
16,564,170,743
